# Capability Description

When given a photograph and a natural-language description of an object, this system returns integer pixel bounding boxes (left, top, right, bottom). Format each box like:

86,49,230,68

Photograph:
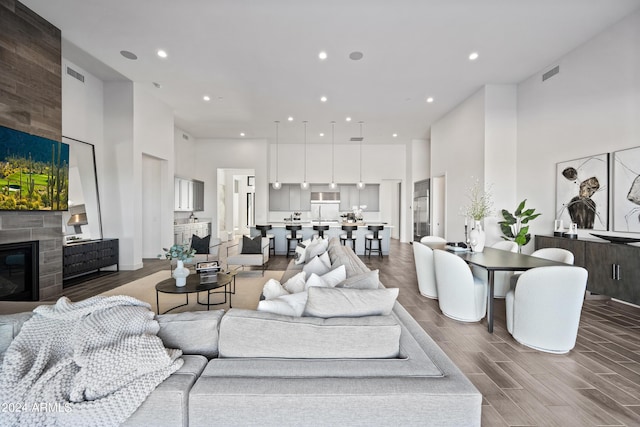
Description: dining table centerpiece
463,179,493,252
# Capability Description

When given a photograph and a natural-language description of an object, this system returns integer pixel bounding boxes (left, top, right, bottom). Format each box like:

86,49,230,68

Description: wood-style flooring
60,239,640,426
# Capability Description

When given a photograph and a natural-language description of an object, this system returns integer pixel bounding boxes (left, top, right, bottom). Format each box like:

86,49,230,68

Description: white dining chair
412,242,437,299
505,266,588,353
433,249,486,322
419,235,447,250
510,247,575,290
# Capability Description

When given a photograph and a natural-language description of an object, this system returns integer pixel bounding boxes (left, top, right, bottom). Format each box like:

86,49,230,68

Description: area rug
100,270,284,314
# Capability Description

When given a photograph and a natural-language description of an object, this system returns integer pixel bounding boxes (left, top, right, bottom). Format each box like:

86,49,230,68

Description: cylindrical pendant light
357,121,366,190
272,121,282,190
301,121,309,190
329,121,337,190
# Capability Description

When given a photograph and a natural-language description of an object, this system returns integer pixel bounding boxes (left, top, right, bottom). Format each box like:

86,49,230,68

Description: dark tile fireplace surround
0,212,64,301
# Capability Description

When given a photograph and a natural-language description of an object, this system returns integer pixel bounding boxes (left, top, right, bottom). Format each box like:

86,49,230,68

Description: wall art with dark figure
613,146,640,233
556,153,609,231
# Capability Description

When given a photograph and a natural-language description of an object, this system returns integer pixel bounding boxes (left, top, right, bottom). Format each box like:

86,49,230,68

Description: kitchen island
252,222,391,256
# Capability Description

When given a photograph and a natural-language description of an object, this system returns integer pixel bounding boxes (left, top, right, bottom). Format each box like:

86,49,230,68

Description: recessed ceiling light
120,50,137,60
203,95,210,101
320,96,327,102
157,49,168,58
319,133,324,137
468,52,479,61
346,117,352,122
318,51,328,60
349,51,364,61
426,97,434,103
392,133,398,138
288,116,294,121
240,132,245,137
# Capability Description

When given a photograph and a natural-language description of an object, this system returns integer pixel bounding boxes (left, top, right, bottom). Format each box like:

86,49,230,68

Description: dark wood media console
535,235,640,305
63,239,119,283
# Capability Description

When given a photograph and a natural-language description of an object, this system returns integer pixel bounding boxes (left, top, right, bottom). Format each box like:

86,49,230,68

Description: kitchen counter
252,223,392,256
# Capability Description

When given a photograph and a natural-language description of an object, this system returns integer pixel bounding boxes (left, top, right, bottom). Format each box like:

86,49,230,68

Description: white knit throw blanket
0,295,183,427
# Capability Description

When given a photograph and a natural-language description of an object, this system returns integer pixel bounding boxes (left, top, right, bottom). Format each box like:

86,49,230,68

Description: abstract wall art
613,146,640,233
556,153,609,231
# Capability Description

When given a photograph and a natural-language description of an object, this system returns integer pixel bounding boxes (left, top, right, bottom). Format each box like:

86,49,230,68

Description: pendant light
356,121,366,190
272,121,282,190
300,121,309,190
329,121,337,190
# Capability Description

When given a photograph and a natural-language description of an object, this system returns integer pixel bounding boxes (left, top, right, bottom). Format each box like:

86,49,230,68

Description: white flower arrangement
463,179,493,221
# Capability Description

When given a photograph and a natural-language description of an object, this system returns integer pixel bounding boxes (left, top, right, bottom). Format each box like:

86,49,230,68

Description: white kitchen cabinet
175,177,204,212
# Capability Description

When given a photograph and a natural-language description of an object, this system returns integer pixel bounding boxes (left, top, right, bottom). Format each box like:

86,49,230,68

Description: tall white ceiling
21,0,640,144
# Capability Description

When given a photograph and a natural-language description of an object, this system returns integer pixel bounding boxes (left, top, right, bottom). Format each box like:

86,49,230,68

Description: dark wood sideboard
63,238,119,282
535,235,640,305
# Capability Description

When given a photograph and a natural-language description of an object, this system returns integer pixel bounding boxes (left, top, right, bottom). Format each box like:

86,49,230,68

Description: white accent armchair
505,266,588,354
226,237,270,275
412,242,437,299
433,249,487,322
472,241,519,298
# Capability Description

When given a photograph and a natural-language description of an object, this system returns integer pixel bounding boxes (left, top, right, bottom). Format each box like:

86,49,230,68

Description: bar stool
285,225,302,258
365,225,384,258
312,224,329,239
340,225,358,251
256,225,275,256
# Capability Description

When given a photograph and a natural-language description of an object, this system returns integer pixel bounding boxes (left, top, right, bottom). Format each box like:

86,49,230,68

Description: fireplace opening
0,241,39,301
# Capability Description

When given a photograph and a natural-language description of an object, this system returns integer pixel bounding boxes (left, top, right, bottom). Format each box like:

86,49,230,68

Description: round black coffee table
155,272,234,314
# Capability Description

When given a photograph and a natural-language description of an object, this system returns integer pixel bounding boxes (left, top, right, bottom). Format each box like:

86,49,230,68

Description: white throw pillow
319,251,331,268
306,238,329,261
303,287,399,318
257,291,309,317
283,271,307,294
303,255,331,276
293,238,312,265
305,264,347,290
262,278,290,300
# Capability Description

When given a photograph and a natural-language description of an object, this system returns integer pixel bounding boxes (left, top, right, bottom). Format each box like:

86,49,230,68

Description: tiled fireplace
0,212,64,301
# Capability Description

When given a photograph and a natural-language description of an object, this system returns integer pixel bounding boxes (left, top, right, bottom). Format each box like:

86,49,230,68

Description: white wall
431,88,486,241
517,9,640,242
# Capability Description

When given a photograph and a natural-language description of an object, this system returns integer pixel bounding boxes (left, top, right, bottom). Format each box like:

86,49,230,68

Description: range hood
310,192,340,203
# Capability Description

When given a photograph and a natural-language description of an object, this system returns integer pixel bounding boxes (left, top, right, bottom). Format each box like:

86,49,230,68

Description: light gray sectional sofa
0,238,481,427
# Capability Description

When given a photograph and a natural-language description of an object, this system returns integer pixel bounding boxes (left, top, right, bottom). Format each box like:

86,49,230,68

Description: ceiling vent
66,66,85,83
350,137,364,142
542,65,560,82
182,133,189,140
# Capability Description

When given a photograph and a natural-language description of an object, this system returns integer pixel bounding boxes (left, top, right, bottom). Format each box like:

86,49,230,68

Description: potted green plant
498,199,541,252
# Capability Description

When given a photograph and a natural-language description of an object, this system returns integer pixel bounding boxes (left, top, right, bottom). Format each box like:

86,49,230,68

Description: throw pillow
190,234,210,255
303,255,331,276
306,237,329,260
294,242,308,265
336,269,380,290
319,251,331,268
241,235,262,254
303,287,399,318
262,278,290,300
283,271,307,294
257,291,309,317
305,264,347,290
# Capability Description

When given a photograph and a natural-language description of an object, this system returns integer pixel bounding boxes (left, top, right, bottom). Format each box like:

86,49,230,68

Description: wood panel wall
0,0,64,300
0,0,61,141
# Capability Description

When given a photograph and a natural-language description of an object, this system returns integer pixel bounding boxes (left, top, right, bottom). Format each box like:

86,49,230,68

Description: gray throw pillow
241,235,262,254
336,269,380,289
303,287,399,318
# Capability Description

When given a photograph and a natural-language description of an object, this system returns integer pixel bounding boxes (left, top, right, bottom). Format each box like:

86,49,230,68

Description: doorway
432,175,446,239
217,168,255,239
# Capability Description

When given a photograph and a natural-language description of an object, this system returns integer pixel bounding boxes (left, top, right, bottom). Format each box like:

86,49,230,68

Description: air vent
350,137,364,142
66,66,85,83
542,66,560,82
182,133,189,140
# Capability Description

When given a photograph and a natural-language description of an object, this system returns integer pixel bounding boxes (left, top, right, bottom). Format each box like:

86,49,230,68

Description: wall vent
182,133,189,140
350,137,364,142
66,66,85,83
542,65,560,82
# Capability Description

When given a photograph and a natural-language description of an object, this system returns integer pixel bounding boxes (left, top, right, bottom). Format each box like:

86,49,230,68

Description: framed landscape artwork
613,146,640,233
556,153,609,231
